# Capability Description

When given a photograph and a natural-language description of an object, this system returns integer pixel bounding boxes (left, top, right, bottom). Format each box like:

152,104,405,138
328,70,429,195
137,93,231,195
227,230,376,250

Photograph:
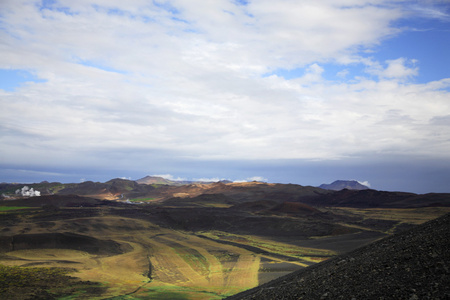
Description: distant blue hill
319,180,370,191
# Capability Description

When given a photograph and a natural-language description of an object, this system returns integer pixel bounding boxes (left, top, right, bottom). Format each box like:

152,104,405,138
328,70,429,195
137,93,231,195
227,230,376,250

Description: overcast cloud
1,1,449,192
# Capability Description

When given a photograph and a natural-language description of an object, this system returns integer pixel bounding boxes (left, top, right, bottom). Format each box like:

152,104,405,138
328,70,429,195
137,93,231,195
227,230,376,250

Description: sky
1,0,450,193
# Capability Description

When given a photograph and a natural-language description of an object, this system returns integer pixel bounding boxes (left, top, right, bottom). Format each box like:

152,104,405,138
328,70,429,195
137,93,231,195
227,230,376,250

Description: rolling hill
1,178,450,299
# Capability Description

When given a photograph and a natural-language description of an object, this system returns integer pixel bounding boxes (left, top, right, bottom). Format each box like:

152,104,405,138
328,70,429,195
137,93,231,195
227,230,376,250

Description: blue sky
1,0,450,193
0,69,47,92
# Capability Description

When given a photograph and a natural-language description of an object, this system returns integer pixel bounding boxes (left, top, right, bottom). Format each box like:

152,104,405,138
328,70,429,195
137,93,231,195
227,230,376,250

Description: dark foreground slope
226,213,450,300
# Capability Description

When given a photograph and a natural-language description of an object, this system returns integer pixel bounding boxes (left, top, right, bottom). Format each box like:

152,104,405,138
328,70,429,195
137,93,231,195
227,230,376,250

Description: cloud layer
0,0,449,181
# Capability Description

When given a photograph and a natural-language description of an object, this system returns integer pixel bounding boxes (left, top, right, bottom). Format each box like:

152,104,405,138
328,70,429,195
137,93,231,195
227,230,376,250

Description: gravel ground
226,213,450,300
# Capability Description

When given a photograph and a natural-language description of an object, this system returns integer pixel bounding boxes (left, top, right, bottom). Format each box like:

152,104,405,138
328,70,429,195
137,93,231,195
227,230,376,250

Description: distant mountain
135,175,222,186
218,179,233,184
319,180,370,191
135,176,177,185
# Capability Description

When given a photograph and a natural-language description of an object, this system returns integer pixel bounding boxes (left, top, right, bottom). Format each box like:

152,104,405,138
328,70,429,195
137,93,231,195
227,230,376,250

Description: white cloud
356,180,371,188
247,176,268,182
408,3,450,21
152,174,187,181
337,69,349,78
234,176,268,183
193,177,226,182
367,58,419,80
0,0,449,173
297,64,325,84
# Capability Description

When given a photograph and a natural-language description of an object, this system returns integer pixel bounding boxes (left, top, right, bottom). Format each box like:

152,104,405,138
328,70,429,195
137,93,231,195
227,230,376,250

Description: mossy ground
1,200,449,299
0,264,105,299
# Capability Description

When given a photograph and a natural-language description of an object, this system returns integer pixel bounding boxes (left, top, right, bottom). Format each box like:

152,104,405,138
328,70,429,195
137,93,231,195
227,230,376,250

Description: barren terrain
227,212,450,300
1,180,449,299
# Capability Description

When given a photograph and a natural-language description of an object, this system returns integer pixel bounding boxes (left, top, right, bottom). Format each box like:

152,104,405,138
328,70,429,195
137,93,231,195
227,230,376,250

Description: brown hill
4,179,450,210
165,182,330,204
226,212,450,300
58,178,154,200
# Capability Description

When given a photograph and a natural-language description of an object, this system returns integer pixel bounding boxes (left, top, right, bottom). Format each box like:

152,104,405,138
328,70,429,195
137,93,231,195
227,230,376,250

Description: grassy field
128,197,155,202
0,213,303,299
0,263,105,299
0,206,31,211
198,231,336,263
327,207,450,234
1,204,449,299
330,207,450,223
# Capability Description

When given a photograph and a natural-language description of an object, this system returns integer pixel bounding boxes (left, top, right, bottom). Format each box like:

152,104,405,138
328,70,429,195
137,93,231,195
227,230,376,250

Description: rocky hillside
226,212,450,300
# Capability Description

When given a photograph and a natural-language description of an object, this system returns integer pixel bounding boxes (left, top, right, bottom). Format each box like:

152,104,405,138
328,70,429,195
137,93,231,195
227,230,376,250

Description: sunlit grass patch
200,203,233,208
129,197,155,202
199,231,336,261
142,284,223,300
6,249,92,261
0,206,31,212
174,249,209,277
330,207,450,225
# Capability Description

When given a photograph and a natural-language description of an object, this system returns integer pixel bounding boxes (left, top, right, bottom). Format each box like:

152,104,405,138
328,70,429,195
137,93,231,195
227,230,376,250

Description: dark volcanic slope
0,232,128,255
226,213,450,300
0,194,103,207
308,188,450,208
